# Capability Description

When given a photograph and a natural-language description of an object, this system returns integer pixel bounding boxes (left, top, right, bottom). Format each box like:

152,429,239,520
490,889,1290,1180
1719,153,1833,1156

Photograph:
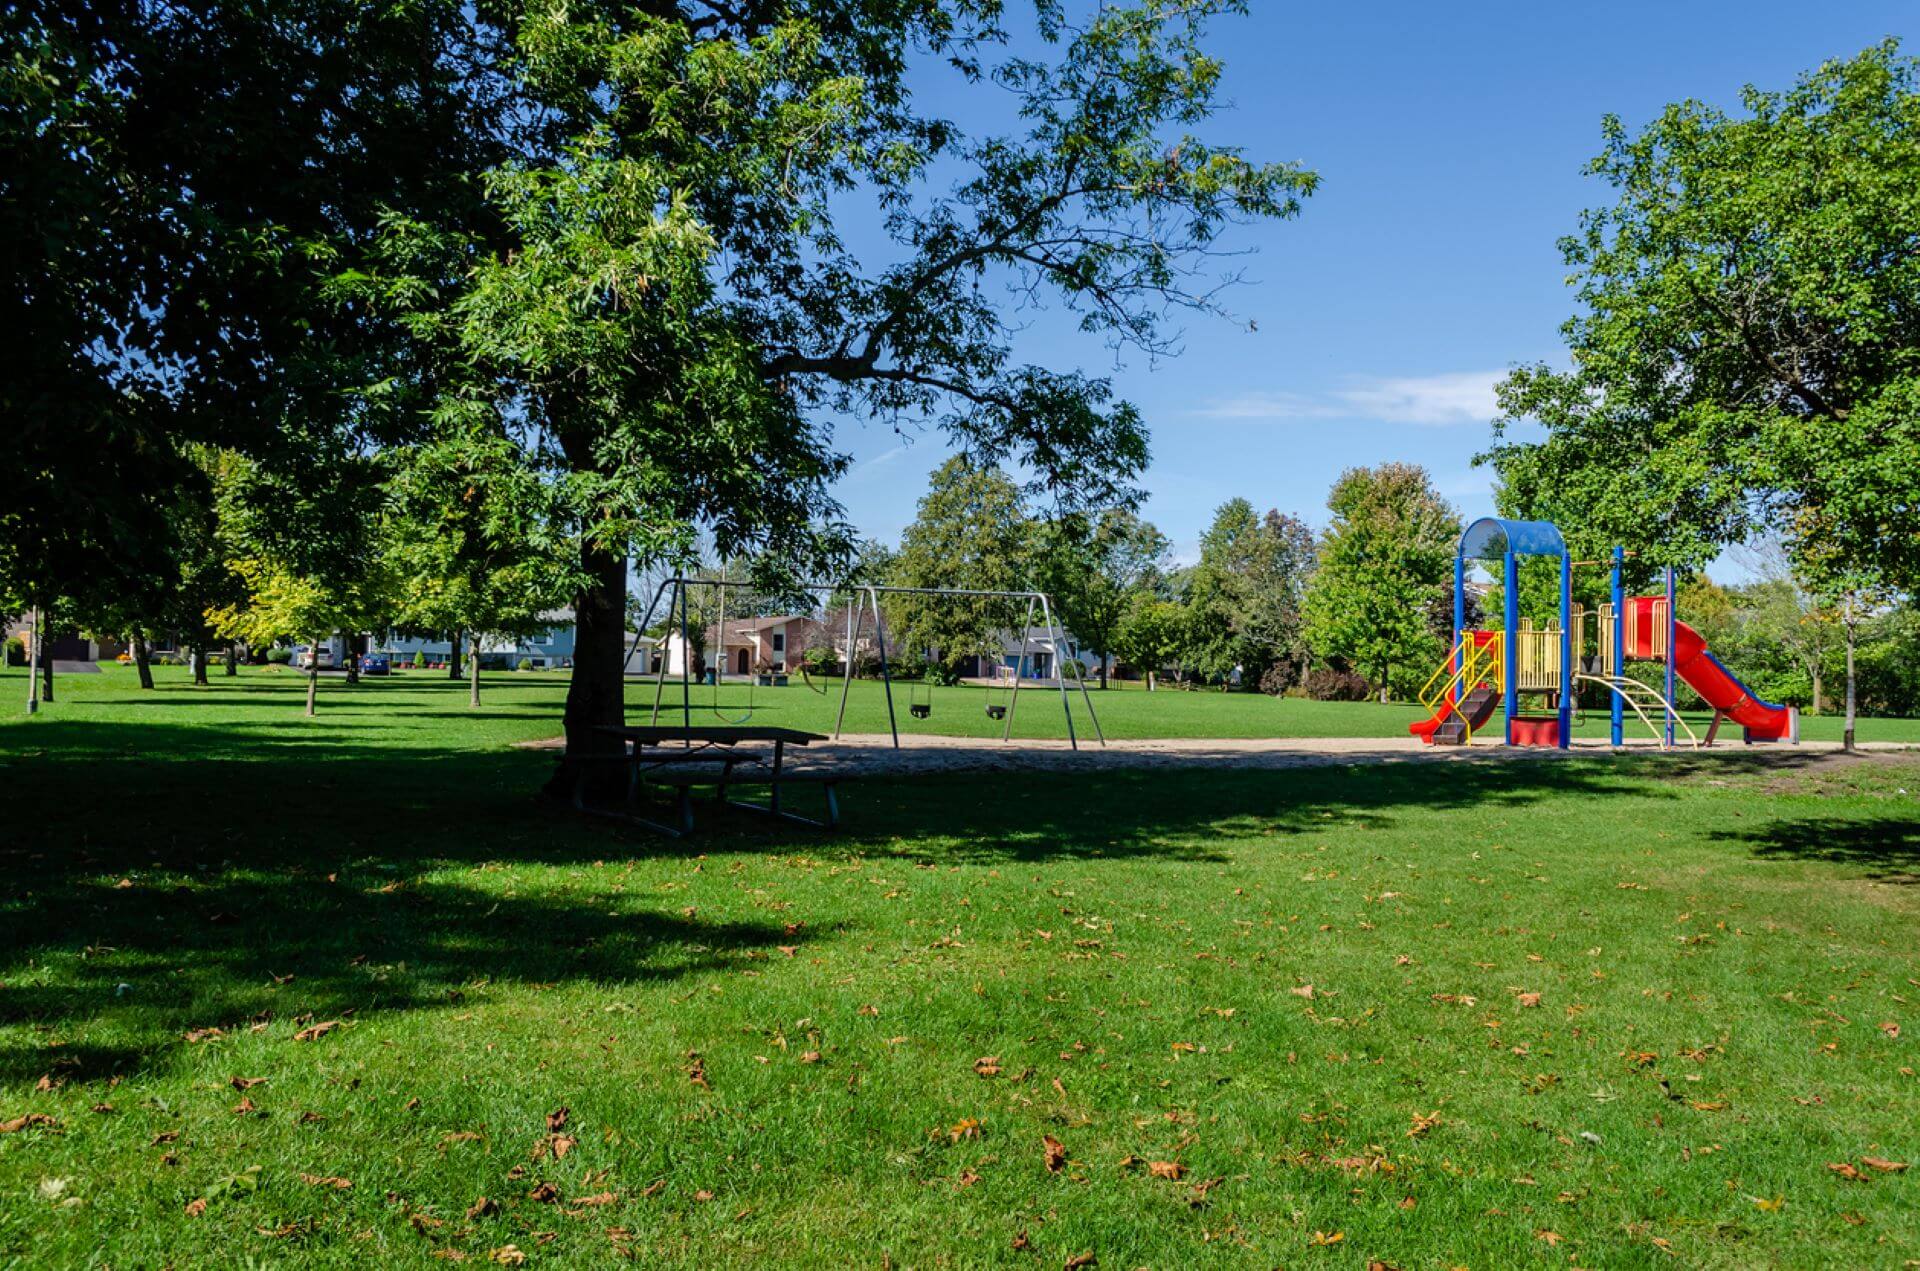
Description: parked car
292,645,333,669
360,654,392,677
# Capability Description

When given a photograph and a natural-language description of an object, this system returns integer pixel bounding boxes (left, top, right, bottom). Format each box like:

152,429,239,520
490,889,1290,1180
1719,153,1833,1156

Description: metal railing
1419,633,1502,744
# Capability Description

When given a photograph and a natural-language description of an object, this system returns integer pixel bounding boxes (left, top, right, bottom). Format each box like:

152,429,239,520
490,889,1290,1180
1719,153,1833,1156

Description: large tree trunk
469,631,482,708
306,633,320,717
547,536,629,797
191,642,210,685
224,641,238,676
1810,666,1823,716
132,633,154,689
343,632,360,685
40,650,53,702
449,630,463,680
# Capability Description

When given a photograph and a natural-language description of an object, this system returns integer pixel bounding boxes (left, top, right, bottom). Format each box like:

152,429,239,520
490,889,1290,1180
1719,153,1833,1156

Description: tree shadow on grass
0,712,1846,1084
0,870,812,1085
1711,815,1920,883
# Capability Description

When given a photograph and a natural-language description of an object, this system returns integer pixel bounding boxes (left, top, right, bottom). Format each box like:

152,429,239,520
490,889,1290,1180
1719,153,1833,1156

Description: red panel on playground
1507,716,1561,747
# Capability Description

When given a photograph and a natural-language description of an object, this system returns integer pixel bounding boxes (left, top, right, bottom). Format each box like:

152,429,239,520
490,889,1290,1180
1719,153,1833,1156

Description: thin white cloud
1186,390,1342,421
1333,370,1503,426
1188,370,1506,428
850,442,910,475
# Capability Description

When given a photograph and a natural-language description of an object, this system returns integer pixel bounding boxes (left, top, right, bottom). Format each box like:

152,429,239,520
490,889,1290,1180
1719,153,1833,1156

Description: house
628,615,828,678
368,609,578,670
930,626,1089,681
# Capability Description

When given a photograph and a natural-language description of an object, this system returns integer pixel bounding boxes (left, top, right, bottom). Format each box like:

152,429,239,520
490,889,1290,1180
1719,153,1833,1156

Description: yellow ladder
1419,634,1503,744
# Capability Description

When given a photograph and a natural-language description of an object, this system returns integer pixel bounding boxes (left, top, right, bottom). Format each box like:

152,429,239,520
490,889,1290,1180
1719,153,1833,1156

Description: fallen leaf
693,1190,714,1202
1517,992,1542,1009
528,1181,560,1204
1537,1230,1563,1246
686,1053,709,1089
1862,1157,1909,1173
1290,984,1316,1000
956,1169,980,1188
1063,1253,1096,1270
1752,1195,1785,1211
546,1107,570,1132
1880,1021,1901,1040
949,1118,981,1142
974,1056,1002,1078
1043,1133,1068,1172
570,1191,616,1207
184,1197,207,1217
799,1051,822,1064
1148,1160,1186,1180
298,1173,352,1190
467,1197,499,1219
0,1114,58,1134
184,1028,225,1044
548,1134,577,1160
488,1247,526,1266
230,1076,267,1091
293,1020,341,1043
231,1097,257,1115
1407,1110,1442,1138
442,1131,483,1146
1308,1230,1344,1246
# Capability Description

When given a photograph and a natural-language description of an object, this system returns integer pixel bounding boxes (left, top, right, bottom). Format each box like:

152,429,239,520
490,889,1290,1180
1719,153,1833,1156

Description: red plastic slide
1623,599,1796,742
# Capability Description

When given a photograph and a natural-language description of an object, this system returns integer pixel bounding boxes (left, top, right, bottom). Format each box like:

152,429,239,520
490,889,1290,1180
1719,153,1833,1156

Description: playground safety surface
523,732,1913,777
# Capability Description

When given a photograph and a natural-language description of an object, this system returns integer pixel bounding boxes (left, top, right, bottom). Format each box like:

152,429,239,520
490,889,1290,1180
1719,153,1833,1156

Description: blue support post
1664,566,1676,749
1503,549,1519,745
1558,553,1572,748
1610,547,1624,747
1452,553,1466,706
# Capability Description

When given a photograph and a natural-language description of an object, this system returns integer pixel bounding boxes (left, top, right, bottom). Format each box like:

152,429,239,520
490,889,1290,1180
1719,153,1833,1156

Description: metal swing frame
622,577,1104,749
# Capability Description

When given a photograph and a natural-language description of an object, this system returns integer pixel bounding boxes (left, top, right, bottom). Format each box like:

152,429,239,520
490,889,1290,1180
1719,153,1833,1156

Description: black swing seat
985,704,1006,720
910,704,931,718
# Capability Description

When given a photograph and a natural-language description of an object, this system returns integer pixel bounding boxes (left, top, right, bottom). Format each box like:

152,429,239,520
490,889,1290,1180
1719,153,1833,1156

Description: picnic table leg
770,740,784,817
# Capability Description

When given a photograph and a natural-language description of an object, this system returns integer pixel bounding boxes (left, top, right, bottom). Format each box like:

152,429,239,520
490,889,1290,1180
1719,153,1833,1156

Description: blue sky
826,2,1915,568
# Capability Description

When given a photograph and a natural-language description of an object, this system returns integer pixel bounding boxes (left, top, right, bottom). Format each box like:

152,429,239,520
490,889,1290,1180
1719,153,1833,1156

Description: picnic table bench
571,724,849,837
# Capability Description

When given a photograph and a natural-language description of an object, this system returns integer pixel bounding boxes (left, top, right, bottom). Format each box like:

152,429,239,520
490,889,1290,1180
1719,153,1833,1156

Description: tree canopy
1302,464,1459,699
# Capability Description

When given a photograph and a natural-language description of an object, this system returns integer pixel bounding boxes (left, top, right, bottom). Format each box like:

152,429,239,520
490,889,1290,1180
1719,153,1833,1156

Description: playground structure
1412,517,1798,749
624,576,1104,750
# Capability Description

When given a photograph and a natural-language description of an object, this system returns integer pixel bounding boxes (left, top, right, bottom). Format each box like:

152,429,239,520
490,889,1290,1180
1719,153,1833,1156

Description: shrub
3,637,23,667
413,650,428,668
265,647,292,665
516,658,534,671
1059,658,1086,681
1257,660,1299,697
1305,666,1370,702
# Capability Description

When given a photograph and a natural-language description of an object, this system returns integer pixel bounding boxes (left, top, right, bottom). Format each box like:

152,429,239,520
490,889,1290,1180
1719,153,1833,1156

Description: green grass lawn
2,665,1917,1266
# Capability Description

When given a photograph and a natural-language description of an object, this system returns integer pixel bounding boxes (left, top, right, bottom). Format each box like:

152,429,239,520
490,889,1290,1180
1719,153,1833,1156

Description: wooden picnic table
574,724,843,836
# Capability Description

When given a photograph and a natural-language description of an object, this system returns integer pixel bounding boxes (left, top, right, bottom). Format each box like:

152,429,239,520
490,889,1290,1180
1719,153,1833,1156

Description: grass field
2,665,1917,1266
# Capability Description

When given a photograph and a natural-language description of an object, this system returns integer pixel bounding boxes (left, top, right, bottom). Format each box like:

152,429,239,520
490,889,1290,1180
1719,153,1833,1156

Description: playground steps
1431,685,1497,745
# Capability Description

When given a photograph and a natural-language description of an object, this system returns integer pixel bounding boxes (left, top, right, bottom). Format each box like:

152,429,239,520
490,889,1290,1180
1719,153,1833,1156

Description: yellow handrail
1420,633,1503,744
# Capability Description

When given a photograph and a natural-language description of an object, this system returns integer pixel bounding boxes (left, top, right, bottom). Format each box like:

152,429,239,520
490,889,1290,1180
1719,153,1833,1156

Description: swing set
623,577,1104,749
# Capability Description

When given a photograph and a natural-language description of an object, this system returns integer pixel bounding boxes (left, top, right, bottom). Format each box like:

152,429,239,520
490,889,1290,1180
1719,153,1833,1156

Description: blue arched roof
1459,516,1566,560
